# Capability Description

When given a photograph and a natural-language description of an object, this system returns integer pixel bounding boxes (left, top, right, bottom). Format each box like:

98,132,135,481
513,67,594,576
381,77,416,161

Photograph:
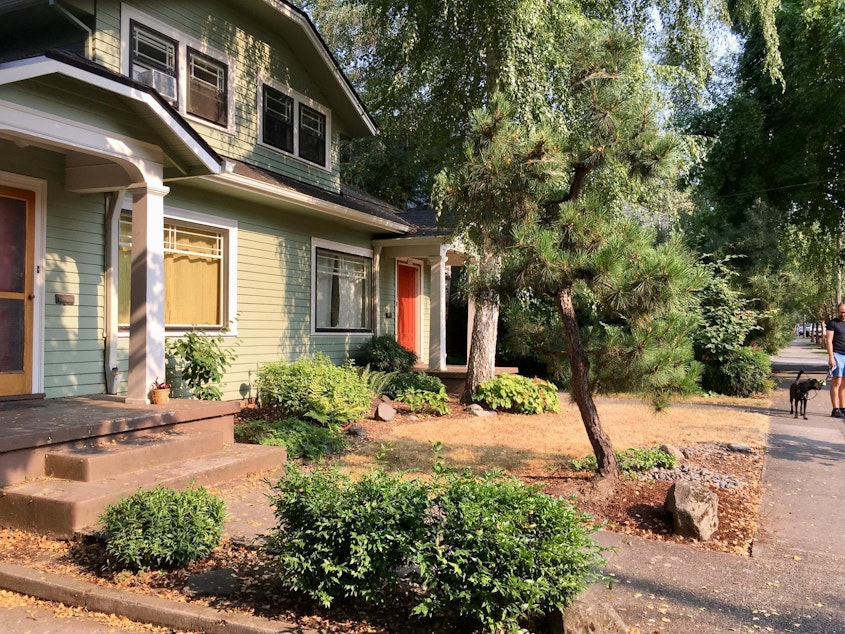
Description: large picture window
118,212,235,329
314,245,372,332
261,83,330,168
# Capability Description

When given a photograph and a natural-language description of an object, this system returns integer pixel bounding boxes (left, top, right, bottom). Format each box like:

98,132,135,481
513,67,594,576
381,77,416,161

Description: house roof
395,207,454,238
221,160,413,231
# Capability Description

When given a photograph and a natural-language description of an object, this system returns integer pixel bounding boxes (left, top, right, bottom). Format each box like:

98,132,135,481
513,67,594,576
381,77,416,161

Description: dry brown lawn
335,393,770,476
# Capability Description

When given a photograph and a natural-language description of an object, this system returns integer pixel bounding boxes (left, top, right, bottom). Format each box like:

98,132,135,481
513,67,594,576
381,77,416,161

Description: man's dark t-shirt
827,318,845,354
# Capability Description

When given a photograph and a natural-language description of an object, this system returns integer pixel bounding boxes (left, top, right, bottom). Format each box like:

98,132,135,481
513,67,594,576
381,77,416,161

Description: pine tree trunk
556,286,619,480
462,295,499,404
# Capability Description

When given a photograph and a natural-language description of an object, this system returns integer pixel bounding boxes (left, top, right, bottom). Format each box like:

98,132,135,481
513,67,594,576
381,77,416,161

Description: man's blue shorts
833,352,845,378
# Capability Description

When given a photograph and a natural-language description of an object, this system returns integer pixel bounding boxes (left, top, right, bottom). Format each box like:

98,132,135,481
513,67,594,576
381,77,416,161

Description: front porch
0,396,284,538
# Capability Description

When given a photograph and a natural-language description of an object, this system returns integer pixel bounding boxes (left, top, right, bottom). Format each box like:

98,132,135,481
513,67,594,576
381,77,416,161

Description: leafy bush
385,371,445,399
701,346,773,397
413,467,604,632
256,354,371,425
235,416,346,460
266,465,429,607
399,387,450,416
473,374,560,414
99,486,226,571
570,446,678,473
265,460,604,632
356,334,418,372
167,327,239,401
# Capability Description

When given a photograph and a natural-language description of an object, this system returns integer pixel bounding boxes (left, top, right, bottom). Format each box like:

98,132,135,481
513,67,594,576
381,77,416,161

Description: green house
0,0,464,403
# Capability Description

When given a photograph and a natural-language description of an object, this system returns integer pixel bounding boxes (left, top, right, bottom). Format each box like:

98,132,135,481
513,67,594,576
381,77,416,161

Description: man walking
825,303,845,417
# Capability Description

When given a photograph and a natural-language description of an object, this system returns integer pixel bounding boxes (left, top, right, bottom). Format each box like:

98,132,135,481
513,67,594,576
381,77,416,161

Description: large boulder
664,481,719,541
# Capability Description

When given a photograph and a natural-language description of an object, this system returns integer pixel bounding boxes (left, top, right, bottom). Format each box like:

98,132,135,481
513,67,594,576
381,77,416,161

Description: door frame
395,259,422,356
0,171,46,395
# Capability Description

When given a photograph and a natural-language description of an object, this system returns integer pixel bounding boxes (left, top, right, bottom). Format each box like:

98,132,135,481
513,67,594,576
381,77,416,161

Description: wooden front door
397,262,419,355
0,186,35,397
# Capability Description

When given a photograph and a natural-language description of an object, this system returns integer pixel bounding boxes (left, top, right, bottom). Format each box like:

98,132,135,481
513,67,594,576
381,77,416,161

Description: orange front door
0,186,35,397
397,263,419,354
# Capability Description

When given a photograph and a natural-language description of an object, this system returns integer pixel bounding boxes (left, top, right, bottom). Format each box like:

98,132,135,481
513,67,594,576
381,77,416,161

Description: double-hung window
118,211,236,330
130,21,178,102
261,83,329,168
313,241,372,333
187,48,228,126
123,8,231,127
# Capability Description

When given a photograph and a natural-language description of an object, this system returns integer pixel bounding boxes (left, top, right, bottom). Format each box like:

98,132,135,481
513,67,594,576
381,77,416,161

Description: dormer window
188,49,227,126
261,83,330,168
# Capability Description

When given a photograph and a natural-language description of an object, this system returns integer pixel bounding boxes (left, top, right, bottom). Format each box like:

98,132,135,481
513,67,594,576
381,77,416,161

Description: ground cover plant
235,414,347,460
473,374,560,414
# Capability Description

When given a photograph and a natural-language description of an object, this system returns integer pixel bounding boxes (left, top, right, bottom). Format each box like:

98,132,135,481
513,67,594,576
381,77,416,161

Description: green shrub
264,461,604,631
266,465,429,607
99,486,226,571
473,374,560,414
399,387,450,416
385,371,445,399
234,417,346,461
256,354,371,425
413,468,604,632
167,327,239,401
701,346,773,397
570,446,678,473
358,367,397,397
356,335,418,372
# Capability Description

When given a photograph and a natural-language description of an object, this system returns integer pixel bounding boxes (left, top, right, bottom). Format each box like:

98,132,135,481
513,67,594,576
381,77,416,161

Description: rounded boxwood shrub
256,354,371,425
356,334,418,372
473,374,560,414
99,485,226,571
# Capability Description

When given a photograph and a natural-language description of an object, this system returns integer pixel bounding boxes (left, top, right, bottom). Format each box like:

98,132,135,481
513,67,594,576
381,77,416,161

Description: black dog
789,370,823,420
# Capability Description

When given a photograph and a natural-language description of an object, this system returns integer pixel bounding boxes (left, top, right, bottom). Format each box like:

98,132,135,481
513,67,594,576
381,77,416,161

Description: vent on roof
135,68,177,102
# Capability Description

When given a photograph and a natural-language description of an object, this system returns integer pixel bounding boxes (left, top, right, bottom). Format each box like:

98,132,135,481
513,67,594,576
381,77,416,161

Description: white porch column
428,253,447,371
126,183,169,403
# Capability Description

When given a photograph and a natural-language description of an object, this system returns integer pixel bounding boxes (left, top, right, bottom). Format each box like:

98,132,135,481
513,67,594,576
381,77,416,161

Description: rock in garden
727,442,753,454
664,481,719,541
466,403,497,417
347,425,367,437
660,443,685,462
375,401,396,421
547,598,627,634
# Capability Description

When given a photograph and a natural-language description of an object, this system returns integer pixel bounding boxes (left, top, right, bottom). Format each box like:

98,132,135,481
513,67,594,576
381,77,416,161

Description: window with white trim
262,83,330,168
118,213,236,329
188,48,228,126
122,7,231,128
313,246,372,332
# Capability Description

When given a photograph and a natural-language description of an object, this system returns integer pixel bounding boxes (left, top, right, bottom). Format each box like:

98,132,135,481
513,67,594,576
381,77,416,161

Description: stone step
44,429,230,482
0,443,286,539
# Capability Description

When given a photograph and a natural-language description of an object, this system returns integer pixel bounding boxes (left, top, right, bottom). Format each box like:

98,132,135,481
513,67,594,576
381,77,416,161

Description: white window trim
117,199,238,337
120,4,235,134
311,238,373,336
258,78,333,172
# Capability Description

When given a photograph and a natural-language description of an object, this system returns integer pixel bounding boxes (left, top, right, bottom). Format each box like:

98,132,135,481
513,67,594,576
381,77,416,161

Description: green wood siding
91,0,343,191
0,141,107,398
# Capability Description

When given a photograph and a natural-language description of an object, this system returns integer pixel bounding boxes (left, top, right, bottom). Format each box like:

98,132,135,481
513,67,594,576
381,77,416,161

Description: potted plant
149,377,170,404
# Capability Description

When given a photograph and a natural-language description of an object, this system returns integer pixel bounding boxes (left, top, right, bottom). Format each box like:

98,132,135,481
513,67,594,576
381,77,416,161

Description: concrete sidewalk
2,337,845,633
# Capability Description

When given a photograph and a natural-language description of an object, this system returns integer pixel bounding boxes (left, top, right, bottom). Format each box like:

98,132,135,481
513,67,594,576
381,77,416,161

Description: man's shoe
833,409,844,418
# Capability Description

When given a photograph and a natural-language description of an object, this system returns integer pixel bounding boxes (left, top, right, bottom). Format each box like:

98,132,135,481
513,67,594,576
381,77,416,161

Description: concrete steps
0,440,285,538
